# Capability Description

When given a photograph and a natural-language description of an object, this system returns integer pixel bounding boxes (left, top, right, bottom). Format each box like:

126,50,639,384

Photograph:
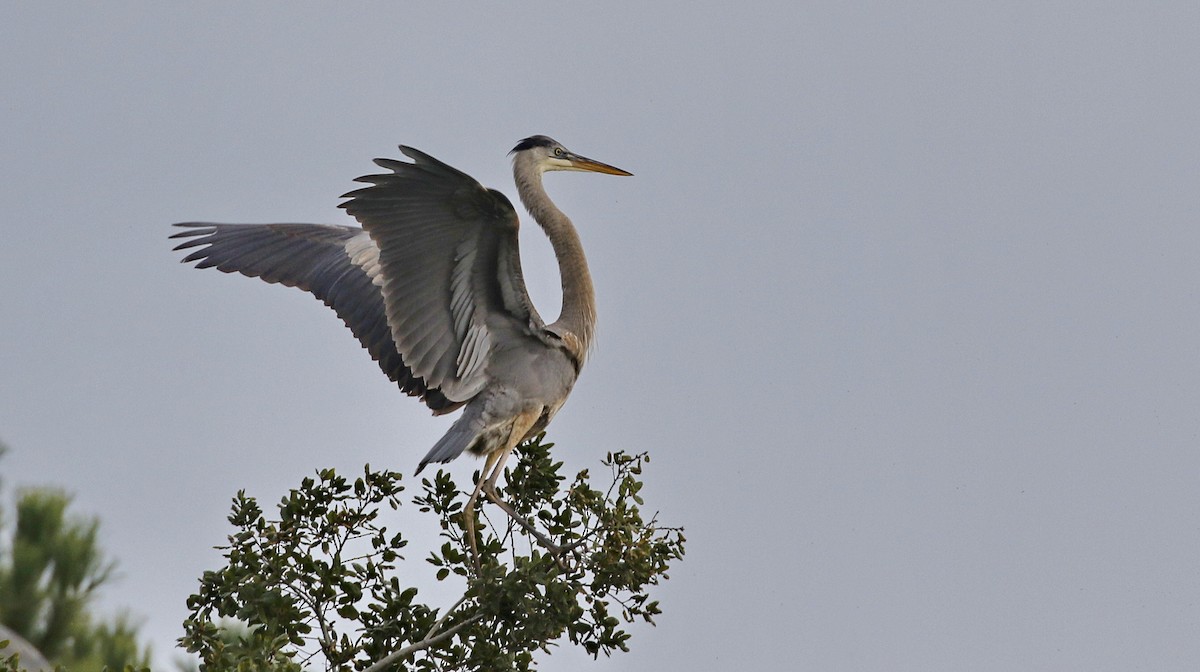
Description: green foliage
0,442,153,672
0,489,111,658
182,435,685,671
0,641,27,672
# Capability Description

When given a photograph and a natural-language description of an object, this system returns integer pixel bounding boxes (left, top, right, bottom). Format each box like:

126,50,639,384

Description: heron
171,135,631,561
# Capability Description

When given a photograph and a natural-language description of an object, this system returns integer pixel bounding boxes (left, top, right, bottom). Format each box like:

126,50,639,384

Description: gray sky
3,2,1199,670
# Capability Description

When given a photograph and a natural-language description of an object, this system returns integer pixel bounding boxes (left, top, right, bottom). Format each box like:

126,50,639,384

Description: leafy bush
181,435,685,671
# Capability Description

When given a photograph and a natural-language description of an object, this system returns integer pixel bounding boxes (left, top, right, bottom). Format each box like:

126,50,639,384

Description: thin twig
483,489,560,553
425,594,469,640
362,613,483,672
294,583,337,663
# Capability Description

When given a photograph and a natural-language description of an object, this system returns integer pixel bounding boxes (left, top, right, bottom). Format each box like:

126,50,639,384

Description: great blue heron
171,135,631,558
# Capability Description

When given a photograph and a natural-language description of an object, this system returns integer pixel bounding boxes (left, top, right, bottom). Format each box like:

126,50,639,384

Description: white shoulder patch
343,231,384,287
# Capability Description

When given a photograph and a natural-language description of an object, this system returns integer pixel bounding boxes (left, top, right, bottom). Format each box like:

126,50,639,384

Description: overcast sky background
2,3,1199,670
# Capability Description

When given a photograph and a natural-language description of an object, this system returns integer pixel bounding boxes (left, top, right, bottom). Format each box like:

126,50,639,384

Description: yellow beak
568,154,633,176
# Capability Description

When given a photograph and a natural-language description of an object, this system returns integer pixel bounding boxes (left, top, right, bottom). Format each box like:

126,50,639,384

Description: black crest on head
511,135,558,153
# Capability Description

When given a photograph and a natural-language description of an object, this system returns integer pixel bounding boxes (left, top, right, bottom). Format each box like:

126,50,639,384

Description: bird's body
171,136,630,492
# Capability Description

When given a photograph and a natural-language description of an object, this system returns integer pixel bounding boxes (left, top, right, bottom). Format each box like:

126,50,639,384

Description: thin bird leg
464,450,503,572
480,445,563,555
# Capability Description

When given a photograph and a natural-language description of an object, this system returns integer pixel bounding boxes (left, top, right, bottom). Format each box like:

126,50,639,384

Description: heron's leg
465,450,503,572
479,442,564,555
481,443,514,491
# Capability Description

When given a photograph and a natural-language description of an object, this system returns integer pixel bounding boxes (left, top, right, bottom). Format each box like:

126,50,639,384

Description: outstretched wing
170,222,458,413
171,145,546,413
339,145,546,404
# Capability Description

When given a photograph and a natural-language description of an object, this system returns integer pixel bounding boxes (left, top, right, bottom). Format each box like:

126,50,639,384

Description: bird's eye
554,147,565,157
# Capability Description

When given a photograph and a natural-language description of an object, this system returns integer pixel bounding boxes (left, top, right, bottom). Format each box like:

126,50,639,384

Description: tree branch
362,613,483,672
425,594,468,640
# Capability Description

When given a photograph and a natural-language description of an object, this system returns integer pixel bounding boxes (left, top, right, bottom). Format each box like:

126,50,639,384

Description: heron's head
510,135,632,176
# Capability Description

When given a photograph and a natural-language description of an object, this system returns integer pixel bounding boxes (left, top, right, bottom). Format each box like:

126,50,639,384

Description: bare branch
363,613,483,672
425,594,469,640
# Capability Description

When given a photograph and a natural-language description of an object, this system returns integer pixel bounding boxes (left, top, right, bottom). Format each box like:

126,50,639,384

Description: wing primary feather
170,222,459,412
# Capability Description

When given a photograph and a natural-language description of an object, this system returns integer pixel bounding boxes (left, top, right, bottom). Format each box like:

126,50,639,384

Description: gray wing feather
340,146,544,404
450,241,492,380
170,222,459,413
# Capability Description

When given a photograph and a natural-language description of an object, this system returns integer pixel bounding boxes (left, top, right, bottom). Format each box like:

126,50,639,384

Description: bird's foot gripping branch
180,435,685,671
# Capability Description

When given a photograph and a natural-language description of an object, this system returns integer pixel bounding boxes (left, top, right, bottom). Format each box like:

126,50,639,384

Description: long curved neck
513,158,596,360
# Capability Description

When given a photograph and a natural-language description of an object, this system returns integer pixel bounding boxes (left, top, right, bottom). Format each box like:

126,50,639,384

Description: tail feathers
416,406,484,474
